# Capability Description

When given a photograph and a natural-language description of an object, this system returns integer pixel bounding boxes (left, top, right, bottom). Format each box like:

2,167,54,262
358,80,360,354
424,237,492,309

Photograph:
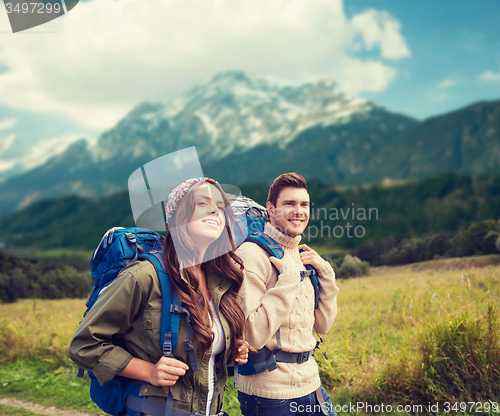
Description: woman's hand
234,340,249,364
119,356,189,394
149,356,189,388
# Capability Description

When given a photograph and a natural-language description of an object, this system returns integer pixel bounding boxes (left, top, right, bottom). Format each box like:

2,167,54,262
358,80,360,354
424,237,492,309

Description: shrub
0,270,30,303
448,220,499,257
482,231,500,254
425,233,452,258
351,236,402,266
447,232,475,257
0,261,92,303
336,254,370,279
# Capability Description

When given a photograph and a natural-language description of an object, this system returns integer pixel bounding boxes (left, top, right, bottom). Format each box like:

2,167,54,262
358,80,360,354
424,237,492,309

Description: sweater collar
264,222,302,249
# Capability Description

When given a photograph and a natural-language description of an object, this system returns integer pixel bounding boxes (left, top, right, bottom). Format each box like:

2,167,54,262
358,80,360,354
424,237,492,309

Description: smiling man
236,172,339,416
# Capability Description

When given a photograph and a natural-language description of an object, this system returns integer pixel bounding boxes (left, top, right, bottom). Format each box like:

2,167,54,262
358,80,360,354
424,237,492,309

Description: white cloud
0,0,410,130
437,79,457,89
350,9,411,59
479,71,500,82
0,117,18,131
0,133,17,155
0,159,16,172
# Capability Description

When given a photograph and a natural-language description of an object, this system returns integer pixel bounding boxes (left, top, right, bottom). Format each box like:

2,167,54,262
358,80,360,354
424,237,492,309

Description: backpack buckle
297,351,311,364
163,332,173,357
184,339,194,352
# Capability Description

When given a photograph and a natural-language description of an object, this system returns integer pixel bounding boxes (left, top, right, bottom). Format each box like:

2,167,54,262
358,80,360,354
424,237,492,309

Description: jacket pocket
142,308,161,356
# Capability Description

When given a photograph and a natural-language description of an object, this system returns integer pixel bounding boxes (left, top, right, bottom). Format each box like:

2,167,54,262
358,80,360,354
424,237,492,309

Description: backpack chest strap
274,349,314,364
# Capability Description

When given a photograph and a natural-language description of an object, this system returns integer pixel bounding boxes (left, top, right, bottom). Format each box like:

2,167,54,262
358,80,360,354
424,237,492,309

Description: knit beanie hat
165,177,219,230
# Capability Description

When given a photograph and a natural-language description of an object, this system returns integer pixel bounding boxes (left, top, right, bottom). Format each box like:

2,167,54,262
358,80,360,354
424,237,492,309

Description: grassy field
0,255,499,415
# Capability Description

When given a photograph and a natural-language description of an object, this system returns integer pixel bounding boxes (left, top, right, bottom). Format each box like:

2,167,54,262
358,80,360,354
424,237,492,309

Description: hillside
1,173,500,252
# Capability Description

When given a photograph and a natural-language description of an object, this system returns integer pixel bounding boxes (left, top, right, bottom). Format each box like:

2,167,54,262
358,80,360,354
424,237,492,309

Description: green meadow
0,256,499,415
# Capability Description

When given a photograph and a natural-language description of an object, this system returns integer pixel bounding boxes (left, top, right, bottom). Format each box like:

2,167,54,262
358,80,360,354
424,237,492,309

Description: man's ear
266,201,275,220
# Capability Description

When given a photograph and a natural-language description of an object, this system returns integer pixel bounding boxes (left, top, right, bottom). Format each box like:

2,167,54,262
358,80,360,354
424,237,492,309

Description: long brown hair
163,179,245,358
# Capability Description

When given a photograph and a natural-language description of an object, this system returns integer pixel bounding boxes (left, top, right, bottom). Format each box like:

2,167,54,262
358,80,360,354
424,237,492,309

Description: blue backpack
79,227,199,416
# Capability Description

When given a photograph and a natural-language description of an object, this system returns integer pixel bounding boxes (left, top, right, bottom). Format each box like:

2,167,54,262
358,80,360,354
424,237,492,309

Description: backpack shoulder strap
244,231,284,259
139,252,199,372
138,252,181,357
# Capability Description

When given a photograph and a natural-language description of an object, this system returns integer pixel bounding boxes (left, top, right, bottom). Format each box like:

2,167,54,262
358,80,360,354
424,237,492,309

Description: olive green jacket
69,261,233,415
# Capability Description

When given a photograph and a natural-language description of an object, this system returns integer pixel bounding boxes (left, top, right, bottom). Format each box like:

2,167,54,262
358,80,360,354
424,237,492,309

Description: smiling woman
179,182,228,265
69,177,250,416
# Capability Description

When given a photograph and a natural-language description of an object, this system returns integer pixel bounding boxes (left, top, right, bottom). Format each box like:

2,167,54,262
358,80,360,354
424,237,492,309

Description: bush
353,219,499,267
336,254,370,279
351,236,402,266
447,232,475,257
37,267,93,299
0,270,30,303
447,220,499,257
482,231,499,254
467,220,498,250
0,252,93,303
380,247,402,266
426,233,452,258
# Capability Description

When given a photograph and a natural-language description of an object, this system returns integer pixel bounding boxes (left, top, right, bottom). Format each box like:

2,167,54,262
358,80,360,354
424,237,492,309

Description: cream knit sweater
236,222,339,399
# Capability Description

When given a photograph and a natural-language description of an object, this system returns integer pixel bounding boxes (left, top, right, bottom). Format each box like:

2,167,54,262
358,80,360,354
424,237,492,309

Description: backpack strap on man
237,233,325,377
299,248,320,309
244,232,284,259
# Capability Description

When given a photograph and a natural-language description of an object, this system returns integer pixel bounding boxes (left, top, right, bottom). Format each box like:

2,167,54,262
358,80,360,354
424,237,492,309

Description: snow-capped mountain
0,134,26,182
0,133,83,183
3,71,499,218
93,71,378,163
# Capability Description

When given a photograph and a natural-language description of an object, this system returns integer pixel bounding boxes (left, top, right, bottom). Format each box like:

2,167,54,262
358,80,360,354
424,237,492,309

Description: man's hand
298,244,328,270
269,249,296,272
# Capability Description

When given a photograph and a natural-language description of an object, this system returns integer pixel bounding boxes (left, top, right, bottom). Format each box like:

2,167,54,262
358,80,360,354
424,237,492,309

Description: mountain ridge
0,71,499,217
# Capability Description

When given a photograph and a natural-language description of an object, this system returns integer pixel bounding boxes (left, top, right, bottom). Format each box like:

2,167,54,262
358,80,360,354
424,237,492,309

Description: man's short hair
267,172,308,207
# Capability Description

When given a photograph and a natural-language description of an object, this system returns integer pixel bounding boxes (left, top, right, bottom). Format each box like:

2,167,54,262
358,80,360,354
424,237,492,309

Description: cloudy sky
0,0,499,173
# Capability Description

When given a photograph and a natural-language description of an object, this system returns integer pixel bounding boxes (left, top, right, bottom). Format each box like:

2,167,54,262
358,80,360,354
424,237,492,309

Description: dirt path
0,397,95,416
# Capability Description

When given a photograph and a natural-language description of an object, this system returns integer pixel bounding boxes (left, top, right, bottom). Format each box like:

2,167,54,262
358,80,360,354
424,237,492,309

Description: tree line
348,219,500,267
0,251,93,303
